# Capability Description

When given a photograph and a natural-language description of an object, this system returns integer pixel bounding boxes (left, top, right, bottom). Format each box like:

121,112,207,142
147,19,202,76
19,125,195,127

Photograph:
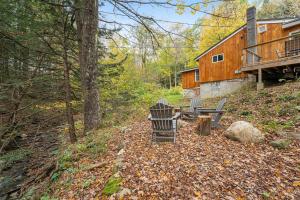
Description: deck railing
242,34,300,67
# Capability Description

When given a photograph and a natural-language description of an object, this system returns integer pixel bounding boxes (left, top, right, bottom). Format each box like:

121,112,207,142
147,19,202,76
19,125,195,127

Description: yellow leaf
193,4,200,11
275,169,281,177
194,191,201,197
224,159,231,165
292,181,300,187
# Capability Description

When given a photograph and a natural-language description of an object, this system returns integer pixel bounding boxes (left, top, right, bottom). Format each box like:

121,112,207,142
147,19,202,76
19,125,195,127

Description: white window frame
212,53,224,63
194,69,199,82
289,29,300,38
257,24,267,34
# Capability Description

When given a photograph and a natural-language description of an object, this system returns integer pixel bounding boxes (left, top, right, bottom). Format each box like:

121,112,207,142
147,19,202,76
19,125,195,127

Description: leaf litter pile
120,120,300,199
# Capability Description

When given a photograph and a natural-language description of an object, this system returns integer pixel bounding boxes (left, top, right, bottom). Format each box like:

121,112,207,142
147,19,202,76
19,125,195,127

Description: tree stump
196,116,211,136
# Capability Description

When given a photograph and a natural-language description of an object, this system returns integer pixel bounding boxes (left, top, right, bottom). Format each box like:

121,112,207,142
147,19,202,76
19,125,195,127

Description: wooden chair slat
149,102,179,143
197,98,227,128
181,95,202,119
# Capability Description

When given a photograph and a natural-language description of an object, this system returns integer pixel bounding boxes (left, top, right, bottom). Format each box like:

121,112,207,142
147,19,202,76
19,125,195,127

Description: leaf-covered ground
50,127,123,199
119,82,300,199
120,119,299,199
50,82,300,199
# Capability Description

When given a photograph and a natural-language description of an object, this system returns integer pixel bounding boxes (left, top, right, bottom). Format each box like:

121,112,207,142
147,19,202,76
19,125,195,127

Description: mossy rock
270,139,291,149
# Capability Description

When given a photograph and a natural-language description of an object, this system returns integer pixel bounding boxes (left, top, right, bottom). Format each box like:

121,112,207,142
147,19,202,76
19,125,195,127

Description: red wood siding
198,28,247,83
181,21,300,88
257,23,300,62
181,70,199,89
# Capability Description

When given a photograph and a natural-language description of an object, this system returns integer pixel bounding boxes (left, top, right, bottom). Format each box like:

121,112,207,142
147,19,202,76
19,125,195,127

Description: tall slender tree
74,0,100,132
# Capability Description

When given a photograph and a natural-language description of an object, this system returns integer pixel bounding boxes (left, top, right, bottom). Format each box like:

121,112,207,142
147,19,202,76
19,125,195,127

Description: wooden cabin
181,68,199,89
181,7,300,98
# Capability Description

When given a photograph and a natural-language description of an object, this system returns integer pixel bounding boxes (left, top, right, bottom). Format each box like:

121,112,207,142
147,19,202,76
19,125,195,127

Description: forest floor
50,81,300,200
0,108,63,200
120,119,299,199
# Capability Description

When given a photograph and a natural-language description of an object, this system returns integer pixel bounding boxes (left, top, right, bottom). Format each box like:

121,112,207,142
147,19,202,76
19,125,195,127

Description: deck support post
257,68,264,90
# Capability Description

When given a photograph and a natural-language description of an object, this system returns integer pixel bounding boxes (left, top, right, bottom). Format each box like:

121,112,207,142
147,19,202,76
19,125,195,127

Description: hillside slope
43,81,300,199
204,81,300,137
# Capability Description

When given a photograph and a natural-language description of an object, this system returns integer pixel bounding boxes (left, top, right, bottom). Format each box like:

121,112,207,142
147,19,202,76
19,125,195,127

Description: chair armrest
180,105,190,108
172,112,181,119
196,108,216,111
194,106,203,108
193,106,203,111
197,109,225,114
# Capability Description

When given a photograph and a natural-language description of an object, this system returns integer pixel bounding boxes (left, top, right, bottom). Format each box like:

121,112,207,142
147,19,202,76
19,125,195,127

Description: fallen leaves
120,119,300,199
293,181,300,187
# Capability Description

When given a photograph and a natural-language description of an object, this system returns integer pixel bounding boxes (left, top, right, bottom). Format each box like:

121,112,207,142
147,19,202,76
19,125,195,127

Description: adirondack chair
196,98,227,128
180,96,202,119
148,103,180,143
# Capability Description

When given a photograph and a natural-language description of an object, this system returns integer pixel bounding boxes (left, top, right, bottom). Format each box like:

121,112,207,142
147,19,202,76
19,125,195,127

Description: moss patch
270,139,291,149
103,176,122,196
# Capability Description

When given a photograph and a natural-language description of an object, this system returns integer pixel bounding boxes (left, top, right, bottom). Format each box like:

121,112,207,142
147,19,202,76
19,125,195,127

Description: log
196,116,211,136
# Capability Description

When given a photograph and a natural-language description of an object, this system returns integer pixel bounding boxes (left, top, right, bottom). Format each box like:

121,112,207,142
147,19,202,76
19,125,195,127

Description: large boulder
225,121,264,143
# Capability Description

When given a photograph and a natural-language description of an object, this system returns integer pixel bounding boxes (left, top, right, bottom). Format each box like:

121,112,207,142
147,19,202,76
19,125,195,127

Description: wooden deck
241,54,300,72
241,34,300,72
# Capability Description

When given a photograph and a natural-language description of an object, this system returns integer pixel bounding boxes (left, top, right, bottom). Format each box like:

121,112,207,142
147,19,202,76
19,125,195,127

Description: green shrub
76,143,88,153
282,121,294,129
258,90,269,97
167,86,182,95
277,108,290,117
226,105,237,113
263,120,294,133
270,139,291,149
277,95,296,101
0,149,31,171
240,111,252,116
84,132,111,155
40,194,58,200
263,120,279,133
51,171,61,182
262,191,270,199
239,96,250,103
58,149,74,169
259,105,271,117
265,99,272,104
75,120,84,131
81,176,95,189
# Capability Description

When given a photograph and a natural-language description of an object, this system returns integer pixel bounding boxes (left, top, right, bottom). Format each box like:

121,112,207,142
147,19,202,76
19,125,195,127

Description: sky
99,0,260,47
100,0,214,30
100,0,260,30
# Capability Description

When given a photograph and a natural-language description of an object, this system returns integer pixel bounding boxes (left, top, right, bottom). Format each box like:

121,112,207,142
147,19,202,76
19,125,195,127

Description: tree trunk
196,116,211,136
174,62,177,87
74,0,100,132
63,41,77,143
169,71,172,89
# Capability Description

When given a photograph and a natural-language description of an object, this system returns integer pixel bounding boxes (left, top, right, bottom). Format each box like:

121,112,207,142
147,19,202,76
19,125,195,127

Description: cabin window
258,25,267,33
290,30,300,39
194,69,199,82
212,53,224,63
